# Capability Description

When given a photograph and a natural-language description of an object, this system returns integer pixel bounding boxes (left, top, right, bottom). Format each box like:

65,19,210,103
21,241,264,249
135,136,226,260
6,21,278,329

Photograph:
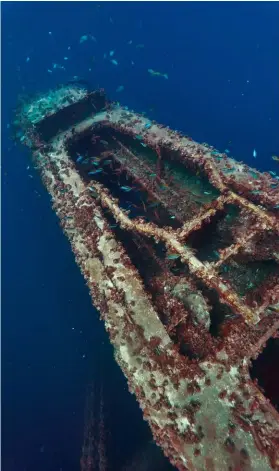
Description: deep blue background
2,2,279,471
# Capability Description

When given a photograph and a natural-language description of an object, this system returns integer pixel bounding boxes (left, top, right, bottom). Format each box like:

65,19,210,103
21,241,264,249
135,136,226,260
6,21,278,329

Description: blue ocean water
2,2,279,471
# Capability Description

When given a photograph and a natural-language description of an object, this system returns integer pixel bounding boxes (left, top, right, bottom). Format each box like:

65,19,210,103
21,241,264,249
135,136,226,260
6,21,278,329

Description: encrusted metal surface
15,85,279,471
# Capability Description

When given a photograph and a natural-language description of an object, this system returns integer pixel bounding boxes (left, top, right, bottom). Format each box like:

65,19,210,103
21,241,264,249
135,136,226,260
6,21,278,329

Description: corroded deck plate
15,85,279,471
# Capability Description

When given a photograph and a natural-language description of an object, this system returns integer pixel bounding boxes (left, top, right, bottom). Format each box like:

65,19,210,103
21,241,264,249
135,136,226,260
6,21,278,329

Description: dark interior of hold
164,148,220,203
195,281,239,337
249,335,279,411
68,130,182,229
66,125,221,220
186,204,278,297
65,124,277,359
36,91,106,142
187,204,239,262
220,259,279,297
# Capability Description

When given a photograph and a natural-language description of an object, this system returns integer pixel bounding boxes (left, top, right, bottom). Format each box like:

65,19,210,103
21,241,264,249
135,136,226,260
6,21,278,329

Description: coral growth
16,85,279,471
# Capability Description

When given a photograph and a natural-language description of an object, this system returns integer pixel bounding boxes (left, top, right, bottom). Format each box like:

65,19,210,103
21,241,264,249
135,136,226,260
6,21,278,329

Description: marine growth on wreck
14,84,279,471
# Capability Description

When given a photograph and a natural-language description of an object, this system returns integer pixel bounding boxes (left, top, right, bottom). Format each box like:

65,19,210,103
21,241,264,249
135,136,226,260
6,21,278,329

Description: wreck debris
14,84,279,471
80,382,107,471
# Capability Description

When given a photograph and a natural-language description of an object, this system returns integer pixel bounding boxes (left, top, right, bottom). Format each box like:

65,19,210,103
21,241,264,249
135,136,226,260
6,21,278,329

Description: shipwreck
14,84,279,471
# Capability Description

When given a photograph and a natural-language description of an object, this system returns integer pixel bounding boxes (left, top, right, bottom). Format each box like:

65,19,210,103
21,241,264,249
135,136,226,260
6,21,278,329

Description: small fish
149,173,157,177
249,170,258,179
120,186,132,192
269,306,279,313
204,191,212,195
116,85,124,92
224,313,241,321
100,140,109,146
109,224,118,228
274,204,279,209
89,186,98,195
53,63,65,70
271,155,279,162
135,134,143,140
80,34,96,43
269,171,277,176
136,44,144,48
224,149,230,154
88,169,102,175
253,149,257,158
128,40,133,45
140,143,147,147
109,50,115,57
144,123,152,129
26,56,30,62
111,59,118,66
76,155,84,163
167,254,180,260
80,35,88,44
148,69,168,80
